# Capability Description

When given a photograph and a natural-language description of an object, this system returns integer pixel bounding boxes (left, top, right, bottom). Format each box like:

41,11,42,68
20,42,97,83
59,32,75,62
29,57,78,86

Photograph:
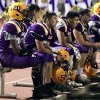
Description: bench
0,60,17,99
13,82,33,87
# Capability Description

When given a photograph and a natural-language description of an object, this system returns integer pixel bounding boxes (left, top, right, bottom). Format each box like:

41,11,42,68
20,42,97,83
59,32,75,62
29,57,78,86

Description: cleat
32,89,51,99
89,75,100,82
75,74,90,85
67,79,82,88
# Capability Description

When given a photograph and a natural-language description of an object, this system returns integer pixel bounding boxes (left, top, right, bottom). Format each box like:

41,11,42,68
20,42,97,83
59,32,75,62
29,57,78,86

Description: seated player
88,2,100,43
50,11,83,87
73,8,100,83
0,2,50,99
88,2,100,81
25,11,58,98
23,3,40,28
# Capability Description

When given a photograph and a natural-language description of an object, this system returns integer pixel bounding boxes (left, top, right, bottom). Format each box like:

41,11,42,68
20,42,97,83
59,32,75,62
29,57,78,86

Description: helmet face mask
8,2,27,20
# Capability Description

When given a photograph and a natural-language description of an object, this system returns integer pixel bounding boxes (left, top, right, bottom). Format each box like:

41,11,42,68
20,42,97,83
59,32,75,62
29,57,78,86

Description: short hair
43,11,57,22
66,11,79,19
27,4,40,13
23,4,40,20
79,9,90,15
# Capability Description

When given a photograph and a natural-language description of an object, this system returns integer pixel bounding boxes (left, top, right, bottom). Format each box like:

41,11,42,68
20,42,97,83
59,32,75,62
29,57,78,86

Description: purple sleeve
26,0,32,4
75,22,82,32
3,23,17,35
90,15,100,21
30,24,45,41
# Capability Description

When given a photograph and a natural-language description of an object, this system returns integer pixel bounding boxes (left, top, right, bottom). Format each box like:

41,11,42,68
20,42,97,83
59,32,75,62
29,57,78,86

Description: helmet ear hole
16,14,19,16
84,64,97,76
87,66,88,69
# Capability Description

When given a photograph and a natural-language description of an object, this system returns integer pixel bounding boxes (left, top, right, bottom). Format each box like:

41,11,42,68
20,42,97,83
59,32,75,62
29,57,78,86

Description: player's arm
35,39,53,54
10,39,20,55
3,23,21,55
56,21,70,47
32,24,53,54
73,28,100,47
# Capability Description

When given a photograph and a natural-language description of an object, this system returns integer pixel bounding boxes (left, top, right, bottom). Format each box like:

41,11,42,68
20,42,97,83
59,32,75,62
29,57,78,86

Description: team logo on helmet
8,2,26,20
52,66,68,84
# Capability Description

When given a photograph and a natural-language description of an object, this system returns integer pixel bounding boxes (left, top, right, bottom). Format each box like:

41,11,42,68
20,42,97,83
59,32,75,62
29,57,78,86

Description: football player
73,9,100,83
25,11,58,98
55,11,83,86
0,2,46,99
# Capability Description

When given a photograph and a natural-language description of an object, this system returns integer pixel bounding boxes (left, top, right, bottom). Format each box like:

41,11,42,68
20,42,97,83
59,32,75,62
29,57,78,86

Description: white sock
78,67,83,75
69,55,74,69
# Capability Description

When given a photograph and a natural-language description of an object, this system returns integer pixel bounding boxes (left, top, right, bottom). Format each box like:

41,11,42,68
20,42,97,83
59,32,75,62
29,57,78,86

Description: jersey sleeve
30,24,45,41
56,21,66,32
3,23,17,40
74,22,83,32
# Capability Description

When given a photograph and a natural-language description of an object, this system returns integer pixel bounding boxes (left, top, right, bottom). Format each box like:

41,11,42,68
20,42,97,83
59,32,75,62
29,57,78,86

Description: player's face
49,15,58,28
71,17,79,28
83,14,90,23
34,11,40,20
73,17,79,27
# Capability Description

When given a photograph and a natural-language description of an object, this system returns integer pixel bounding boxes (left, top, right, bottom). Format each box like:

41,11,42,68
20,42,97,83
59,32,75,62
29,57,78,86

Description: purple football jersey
25,22,53,50
90,14,100,21
50,28,59,47
0,20,44,68
0,20,27,59
56,18,72,36
88,14,100,42
75,21,89,35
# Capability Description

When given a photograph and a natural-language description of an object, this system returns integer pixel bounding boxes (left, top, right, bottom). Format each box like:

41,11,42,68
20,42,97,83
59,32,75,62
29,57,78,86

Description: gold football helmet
93,2,100,15
83,63,97,76
71,6,81,12
8,2,26,20
57,49,70,61
52,67,68,84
